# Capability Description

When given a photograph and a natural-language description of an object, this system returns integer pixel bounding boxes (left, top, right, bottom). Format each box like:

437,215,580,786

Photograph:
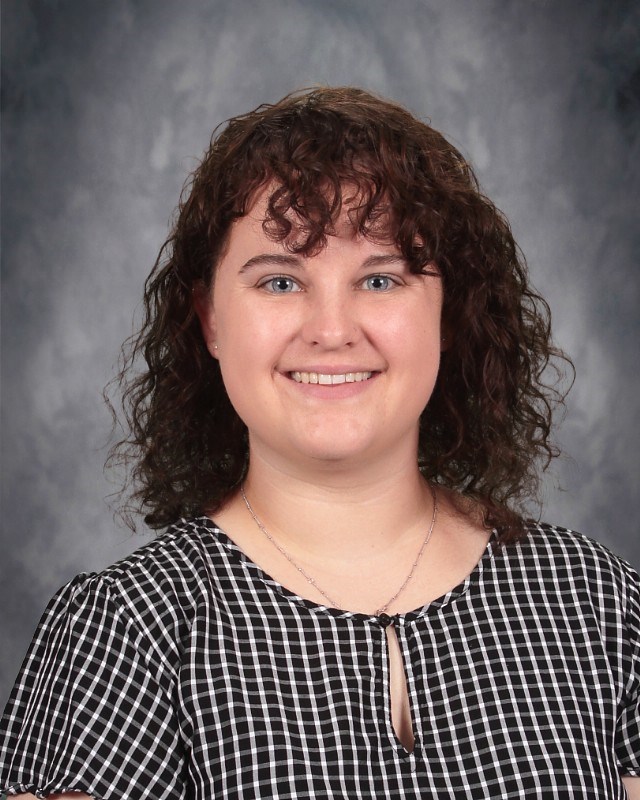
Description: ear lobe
192,281,218,358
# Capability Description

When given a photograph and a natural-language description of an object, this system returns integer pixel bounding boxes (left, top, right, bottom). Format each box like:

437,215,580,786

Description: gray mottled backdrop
1,0,638,706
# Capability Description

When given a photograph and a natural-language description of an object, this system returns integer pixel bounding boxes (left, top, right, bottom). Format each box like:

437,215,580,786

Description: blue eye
262,276,300,293
363,275,394,291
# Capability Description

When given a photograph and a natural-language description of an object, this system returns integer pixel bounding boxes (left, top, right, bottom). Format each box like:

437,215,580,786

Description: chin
290,433,392,468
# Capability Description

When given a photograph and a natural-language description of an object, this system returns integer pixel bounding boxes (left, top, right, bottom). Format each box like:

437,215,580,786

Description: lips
289,371,374,385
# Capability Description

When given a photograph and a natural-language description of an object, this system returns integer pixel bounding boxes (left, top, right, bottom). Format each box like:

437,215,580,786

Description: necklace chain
240,483,438,617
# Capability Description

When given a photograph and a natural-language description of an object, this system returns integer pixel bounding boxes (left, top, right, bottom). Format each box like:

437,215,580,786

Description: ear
192,280,219,359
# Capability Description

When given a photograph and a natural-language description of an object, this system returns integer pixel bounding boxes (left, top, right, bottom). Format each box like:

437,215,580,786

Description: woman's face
195,189,445,473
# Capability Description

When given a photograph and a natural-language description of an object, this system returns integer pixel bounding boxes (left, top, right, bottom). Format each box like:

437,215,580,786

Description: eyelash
362,275,401,291
258,276,301,293
257,274,402,293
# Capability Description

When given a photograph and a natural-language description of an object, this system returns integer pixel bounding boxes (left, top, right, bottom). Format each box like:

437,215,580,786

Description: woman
1,87,638,799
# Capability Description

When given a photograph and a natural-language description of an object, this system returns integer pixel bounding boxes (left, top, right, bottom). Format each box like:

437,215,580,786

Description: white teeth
290,371,373,384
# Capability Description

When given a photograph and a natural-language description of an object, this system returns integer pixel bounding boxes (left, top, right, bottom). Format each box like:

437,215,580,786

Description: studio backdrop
1,0,638,707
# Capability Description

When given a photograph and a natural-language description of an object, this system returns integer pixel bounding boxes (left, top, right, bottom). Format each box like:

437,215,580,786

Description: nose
301,289,361,349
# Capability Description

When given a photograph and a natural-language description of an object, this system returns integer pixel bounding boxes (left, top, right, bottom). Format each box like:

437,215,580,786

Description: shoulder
52,517,225,607
93,516,234,620
502,521,640,621
99,515,225,593
517,521,637,580
36,517,231,675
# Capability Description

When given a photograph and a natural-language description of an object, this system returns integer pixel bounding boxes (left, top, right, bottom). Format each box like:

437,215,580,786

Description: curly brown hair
109,86,571,540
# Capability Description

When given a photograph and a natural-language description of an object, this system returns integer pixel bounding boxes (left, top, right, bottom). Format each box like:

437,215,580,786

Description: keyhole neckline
198,517,498,624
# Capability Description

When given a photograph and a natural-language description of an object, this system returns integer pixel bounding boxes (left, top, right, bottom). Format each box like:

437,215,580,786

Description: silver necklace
240,483,438,616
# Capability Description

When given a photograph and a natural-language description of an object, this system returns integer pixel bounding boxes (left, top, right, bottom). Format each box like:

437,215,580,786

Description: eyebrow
239,254,301,273
238,253,409,273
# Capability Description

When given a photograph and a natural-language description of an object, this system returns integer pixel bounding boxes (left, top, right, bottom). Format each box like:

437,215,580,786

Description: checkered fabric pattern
1,519,638,799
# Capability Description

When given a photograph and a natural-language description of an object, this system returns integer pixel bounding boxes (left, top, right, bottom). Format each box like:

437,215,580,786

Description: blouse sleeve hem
4,783,100,799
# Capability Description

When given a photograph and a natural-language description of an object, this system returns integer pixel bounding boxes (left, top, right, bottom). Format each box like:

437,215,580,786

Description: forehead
224,205,399,265
238,182,396,246
213,190,407,285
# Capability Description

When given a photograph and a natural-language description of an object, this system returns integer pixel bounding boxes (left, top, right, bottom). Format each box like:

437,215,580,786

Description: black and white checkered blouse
1,518,638,799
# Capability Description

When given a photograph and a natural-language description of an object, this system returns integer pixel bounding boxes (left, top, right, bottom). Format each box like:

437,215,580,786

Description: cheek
216,357,262,431
388,307,442,392
385,304,441,355
214,310,280,409
217,302,297,370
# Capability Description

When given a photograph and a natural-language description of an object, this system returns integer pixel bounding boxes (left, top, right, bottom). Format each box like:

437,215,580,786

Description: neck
239,448,433,562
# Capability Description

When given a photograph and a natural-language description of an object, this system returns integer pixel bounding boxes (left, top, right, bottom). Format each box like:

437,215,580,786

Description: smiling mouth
289,371,374,385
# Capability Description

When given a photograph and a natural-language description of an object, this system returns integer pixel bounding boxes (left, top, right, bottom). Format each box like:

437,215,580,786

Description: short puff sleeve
0,574,186,799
